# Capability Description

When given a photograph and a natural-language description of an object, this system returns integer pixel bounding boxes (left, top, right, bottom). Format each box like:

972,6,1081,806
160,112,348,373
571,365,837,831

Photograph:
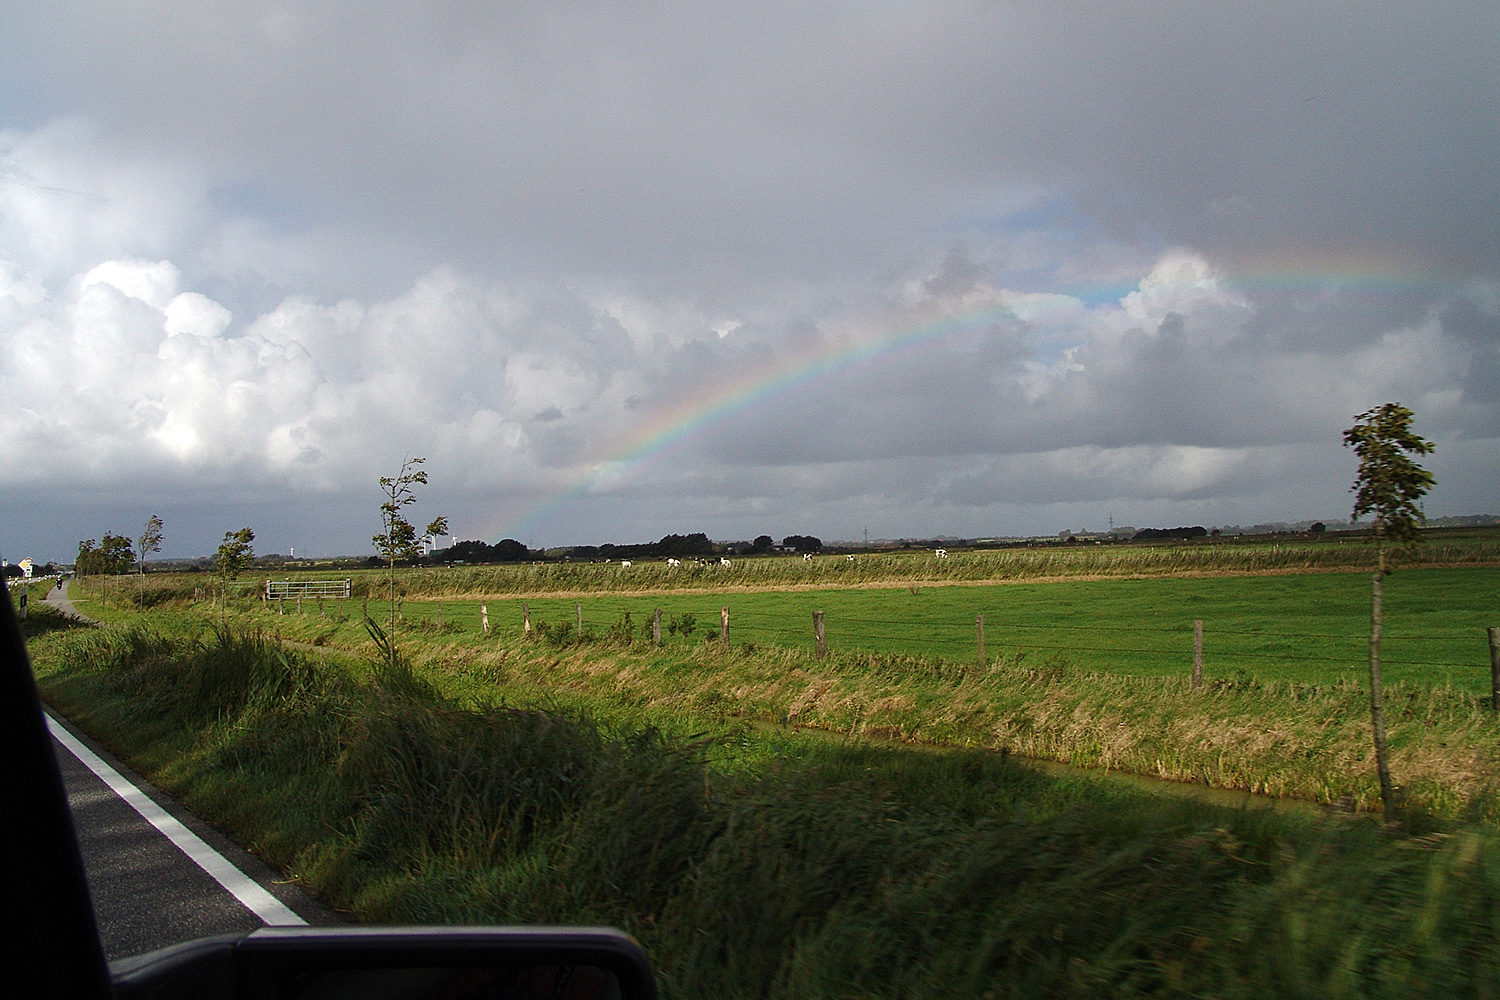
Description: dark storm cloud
5,2,1495,291
1440,297,1500,411
0,2,1496,557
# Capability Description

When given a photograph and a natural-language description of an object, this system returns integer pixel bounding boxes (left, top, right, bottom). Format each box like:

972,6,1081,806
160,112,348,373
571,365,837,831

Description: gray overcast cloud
1,1,1496,559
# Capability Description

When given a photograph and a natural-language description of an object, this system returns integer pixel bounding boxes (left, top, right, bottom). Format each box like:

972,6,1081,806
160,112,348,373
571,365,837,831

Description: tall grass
27,617,1500,997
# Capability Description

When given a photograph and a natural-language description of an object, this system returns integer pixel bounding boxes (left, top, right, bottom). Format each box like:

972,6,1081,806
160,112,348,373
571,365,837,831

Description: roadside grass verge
26,615,1500,998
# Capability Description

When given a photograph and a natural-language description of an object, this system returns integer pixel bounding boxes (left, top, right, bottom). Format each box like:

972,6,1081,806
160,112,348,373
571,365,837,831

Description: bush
607,608,636,645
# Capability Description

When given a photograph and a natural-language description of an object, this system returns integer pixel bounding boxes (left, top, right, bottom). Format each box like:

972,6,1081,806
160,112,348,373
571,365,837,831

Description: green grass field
104,531,1498,691
359,566,1500,692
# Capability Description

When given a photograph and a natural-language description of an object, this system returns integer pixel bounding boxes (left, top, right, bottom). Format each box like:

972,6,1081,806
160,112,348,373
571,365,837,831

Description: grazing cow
935,548,947,558
666,558,680,567
720,557,731,567
846,554,855,562
620,560,631,567
802,552,813,561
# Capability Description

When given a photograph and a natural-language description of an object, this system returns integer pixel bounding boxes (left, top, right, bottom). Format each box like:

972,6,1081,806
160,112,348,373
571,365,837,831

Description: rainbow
497,298,1028,543
492,260,1452,544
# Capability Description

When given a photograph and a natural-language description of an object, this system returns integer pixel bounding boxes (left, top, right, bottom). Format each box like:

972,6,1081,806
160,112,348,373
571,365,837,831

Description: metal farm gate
265,578,352,600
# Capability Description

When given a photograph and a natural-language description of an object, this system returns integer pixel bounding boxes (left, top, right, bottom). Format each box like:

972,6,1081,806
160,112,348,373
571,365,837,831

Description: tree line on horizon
434,532,828,565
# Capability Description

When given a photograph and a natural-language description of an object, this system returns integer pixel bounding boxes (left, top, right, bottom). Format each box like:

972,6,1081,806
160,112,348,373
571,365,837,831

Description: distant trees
545,531,839,560
76,533,135,575
444,539,529,564
654,533,714,557
1344,402,1435,820
1131,526,1207,541
446,540,486,563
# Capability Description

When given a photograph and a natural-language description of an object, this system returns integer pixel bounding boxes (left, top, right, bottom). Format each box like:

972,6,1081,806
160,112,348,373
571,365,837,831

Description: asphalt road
41,580,338,961
50,711,339,960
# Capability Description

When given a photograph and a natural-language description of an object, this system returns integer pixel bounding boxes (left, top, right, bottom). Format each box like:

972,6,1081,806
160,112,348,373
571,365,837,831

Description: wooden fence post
278,597,284,616
296,598,302,615
720,606,730,648
1192,620,1204,690
813,611,827,660
397,595,403,621
576,602,583,639
481,603,489,634
318,597,325,618
1489,627,1499,712
976,614,986,669
437,602,443,627
523,601,531,635
653,608,662,646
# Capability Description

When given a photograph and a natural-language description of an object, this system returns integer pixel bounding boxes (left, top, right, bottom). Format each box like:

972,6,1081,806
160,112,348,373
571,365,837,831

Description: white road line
46,713,307,927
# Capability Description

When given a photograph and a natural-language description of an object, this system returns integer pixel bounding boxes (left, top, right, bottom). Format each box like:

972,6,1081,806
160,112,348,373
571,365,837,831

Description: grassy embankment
24,602,1500,998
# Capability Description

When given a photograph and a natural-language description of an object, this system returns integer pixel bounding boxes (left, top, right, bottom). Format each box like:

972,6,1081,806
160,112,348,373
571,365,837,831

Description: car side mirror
110,926,657,1000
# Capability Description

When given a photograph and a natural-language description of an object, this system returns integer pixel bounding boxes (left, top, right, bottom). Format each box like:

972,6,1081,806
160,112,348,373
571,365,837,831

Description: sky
1,1,1496,561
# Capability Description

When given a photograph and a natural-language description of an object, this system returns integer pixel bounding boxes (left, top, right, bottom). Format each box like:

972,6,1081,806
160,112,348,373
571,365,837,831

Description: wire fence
333,594,1500,690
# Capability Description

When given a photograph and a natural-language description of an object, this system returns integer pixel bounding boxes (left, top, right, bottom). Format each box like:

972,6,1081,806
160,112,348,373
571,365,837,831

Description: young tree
1343,402,1435,819
215,528,256,606
137,515,163,578
372,456,448,627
